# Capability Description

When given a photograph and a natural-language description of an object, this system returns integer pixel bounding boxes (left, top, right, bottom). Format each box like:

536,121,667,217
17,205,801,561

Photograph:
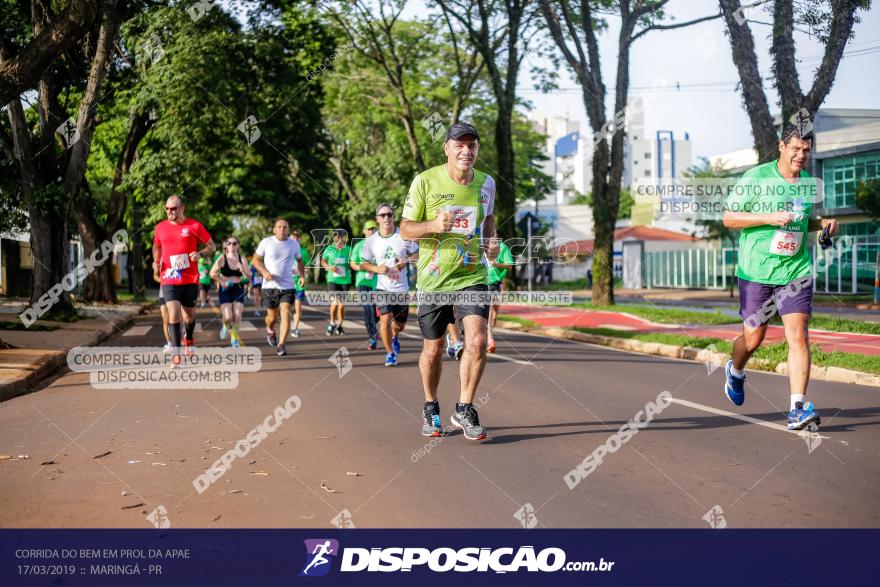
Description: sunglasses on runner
165,206,178,211
227,241,239,246
377,212,393,218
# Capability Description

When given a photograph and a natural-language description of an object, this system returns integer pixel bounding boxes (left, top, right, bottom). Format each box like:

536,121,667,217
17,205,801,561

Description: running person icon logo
299,538,340,577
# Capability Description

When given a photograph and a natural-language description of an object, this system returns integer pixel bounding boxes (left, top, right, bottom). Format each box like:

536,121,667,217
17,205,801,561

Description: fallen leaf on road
41,460,56,466
320,481,337,493
346,472,362,477
210,446,222,450
121,503,144,510
121,491,130,496
0,455,11,460
313,436,335,440
151,462,167,466
227,489,243,494
213,515,222,522
250,471,269,476
146,452,160,455
16,454,29,459
127,460,141,464
249,460,257,465
93,451,112,459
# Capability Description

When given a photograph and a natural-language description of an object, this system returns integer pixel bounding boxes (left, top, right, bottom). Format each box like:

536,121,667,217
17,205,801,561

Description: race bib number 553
769,230,803,256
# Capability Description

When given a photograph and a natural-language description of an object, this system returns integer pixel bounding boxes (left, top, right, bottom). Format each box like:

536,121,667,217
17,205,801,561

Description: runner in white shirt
358,203,418,367
252,218,303,356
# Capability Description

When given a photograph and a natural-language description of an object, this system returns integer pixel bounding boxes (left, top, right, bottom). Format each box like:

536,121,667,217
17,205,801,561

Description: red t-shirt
153,218,212,285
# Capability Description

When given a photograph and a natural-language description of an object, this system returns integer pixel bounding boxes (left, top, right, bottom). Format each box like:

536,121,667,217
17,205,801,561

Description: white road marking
669,397,829,439
123,325,152,336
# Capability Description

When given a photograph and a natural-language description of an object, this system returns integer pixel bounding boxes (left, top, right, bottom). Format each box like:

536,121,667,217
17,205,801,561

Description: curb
497,320,880,388
0,302,153,403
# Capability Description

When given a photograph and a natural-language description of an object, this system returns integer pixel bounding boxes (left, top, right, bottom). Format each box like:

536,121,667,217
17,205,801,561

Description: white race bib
169,253,191,270
443,205,478,235
769,230,804,256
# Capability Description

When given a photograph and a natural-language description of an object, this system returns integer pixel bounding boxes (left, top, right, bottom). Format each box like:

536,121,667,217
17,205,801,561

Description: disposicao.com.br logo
300,540,614,575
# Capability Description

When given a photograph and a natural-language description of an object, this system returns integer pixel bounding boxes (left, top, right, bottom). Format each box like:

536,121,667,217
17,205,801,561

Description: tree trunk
130,194,145,299
0,0,100,105
719,0,778,163
590,139,614,305
64,1,122,303
6,99,74,316
106,110,152,235
494,102,516,239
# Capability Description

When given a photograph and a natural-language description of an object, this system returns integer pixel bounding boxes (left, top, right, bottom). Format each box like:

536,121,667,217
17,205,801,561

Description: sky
409,0,880,160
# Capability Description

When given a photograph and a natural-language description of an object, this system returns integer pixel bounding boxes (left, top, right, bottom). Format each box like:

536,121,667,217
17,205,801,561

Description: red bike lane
501,305,880,356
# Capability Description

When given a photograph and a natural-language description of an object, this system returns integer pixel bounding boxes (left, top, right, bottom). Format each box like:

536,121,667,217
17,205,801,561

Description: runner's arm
152,241,161,271
240,256,251,283
400,213,451,241
209,256,222,284
481,214,500,261
807,217,839,235
297,256,305,282
251,254,274,282
722,210,794,228
359,260,387,274
199,238,216,258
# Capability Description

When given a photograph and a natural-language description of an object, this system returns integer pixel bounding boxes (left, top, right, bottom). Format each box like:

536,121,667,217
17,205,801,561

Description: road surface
0,304,877,529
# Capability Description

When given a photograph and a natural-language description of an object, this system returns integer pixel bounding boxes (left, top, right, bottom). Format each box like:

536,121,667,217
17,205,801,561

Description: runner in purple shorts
721,124,839,431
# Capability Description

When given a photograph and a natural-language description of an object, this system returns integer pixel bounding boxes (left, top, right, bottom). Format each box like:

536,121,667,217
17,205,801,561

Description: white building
623,102,693,187
524,104,694,239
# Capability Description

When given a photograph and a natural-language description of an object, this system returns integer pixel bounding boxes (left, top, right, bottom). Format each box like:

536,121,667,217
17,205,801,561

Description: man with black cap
401,122,500,441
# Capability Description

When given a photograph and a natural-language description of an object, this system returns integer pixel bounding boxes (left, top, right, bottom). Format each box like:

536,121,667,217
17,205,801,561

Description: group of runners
151,121,834,438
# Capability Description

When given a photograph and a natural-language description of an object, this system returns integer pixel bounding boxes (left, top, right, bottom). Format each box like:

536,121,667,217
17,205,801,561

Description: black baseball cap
445,122,480,142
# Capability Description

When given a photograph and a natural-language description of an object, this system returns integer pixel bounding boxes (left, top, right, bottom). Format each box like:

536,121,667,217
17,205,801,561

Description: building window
822,150,880,210
644,153,650,159
634,160,638,165
644,170,651,177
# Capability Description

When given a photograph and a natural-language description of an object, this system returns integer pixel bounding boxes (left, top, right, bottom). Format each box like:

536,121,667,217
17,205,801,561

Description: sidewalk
501,304,880,356
0,299,154,402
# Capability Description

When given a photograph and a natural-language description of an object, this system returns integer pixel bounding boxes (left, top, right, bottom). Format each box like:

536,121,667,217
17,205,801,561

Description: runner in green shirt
350,220,379,349
197,252,216,308
291,229,312,338
400,122,500,441
721,124,838,431
321,230,352,335
486,241,514,353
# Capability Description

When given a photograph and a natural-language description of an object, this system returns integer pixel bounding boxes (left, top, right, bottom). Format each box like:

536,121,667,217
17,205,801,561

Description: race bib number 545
770,230,803,256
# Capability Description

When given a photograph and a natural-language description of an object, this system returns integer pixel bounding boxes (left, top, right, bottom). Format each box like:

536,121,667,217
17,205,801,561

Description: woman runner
211,237,251,347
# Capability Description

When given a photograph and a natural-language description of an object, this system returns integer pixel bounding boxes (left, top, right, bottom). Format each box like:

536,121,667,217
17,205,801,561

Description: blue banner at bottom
1,529,875,586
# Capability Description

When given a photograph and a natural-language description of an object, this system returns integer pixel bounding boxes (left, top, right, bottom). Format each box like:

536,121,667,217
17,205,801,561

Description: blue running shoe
724,359,745,406
422,403,443,437
219,325,228,340
392,335,400,355
787,401,821,430
368,337,377,350
292,328,301,338
384,352,397,367
445,335,456,358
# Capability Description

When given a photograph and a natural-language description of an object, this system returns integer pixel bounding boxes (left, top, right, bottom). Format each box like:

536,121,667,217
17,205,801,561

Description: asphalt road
0,304,877,529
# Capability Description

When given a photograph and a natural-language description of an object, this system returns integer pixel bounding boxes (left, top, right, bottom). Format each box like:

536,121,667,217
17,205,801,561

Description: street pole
527,218,532,293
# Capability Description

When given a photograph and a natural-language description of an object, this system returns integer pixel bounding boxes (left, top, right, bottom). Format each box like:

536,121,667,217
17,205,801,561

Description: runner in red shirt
152,195,215,357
